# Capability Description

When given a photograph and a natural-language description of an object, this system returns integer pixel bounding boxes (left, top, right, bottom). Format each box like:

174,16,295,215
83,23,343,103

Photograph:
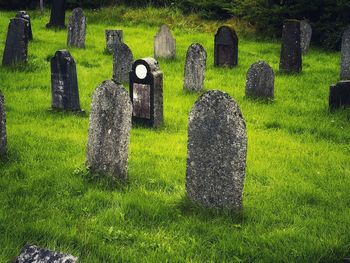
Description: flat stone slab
245,61,274,99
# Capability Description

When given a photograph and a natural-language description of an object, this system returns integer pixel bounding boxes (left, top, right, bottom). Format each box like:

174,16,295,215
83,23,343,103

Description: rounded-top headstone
0,92,7,157
245,61,274,99
105,30,123,54
15,245,77,263
67,7,86,48
300,20,312,54
186,90,247,210
341,26,350,80
214,26,238,67
112,42,134,84
16,10,33,41
154,24,176,59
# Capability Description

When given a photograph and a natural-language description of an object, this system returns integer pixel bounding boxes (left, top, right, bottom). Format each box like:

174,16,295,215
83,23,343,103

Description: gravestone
67,8,86,48
279,19,302,73
112,42,134,84
2,18,28,66
329,81,350,110
0,92,6,157
214,26,238,67
15,244,77,263
183,43,207,92
105,29,123,54
16,11,33,41
46,0,66,28
300,20,312,54
186,90,247,210
245,61,274,99
129,58,163,128
340,27,350,80
154,24,176,59
50,50,81,111
87,80,132,182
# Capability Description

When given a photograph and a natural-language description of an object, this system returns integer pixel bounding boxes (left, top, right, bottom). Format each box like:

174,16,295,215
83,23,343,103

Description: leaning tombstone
154,24,176,59
214,26,238,67
50,50,82,111
129,58,163,128
67,8,86,48
46,0,66,28
2,18,28,66
300,20,312,54
183,43,207,92
87,80,132,182
112,42,134,84
329,80,350,110
186,90,247,210
16,11,33,41
245,61,274,99
0,92,6,157
105,29,123,54
279,19,302,73
340,27,350,80
15,244,77,263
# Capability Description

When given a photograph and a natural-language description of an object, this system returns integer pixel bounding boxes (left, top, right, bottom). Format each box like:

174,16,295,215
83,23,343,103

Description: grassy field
0,6,350,262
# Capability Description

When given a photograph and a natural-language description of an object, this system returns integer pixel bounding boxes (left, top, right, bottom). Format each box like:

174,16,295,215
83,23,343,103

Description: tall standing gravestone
329,81,350,110
2,18,28,66
300,20,312,54
340,27,350,80
46,0,66,28
87,80,132,182
183,43,207,92
50,50,81,111
245,61,274,99
105,30,123,54
16,11,33,41
186,90,247,210
154,25,176,59
0,92,6,157
279,19,302,73
129,58,163,128
112,42,134,84
214,26,238,67
67,8,86,48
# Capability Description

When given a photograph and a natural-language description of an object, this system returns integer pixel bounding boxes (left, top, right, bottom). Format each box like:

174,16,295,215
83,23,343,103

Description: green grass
0,6,350,262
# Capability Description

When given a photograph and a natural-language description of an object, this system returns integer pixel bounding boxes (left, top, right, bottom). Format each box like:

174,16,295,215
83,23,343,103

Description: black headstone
46,0,66,29
16,11,33,41
50,50,81,111
214,26,238,67
129,58,163,128
329,81,350,110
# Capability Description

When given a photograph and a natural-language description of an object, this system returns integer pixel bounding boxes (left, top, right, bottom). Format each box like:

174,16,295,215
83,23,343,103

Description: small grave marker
67,8,86,48
154,25,176,59
214,26,238,67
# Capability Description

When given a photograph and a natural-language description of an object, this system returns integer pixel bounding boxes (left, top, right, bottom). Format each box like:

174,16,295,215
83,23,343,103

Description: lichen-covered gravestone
329,81,350,110
300,20,312,54
87,80,132,182
105,30,123,54
279,19,302,73
154,24,176,59
0,92,6,157
16,11,33,41
2,18,28,66
46,0,66,28
112,42,134,84
15,244,77,263
67,8,86,48
340,27,350,80
50,50,81,111
214,26,238,67
186,90,247,210
183,43,207,92
245,61,274,99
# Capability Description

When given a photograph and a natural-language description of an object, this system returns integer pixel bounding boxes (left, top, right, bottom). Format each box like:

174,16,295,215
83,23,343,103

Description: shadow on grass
1,61,42,73
243,95,275,104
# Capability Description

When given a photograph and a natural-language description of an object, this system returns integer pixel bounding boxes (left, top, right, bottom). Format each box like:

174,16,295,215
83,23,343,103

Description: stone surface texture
46,0,66,28
341,27,350,80
0,92,6,157
105,30,123,54
300,20,312,54
245,61,274,99
154,24,176,59
112,42,134,84
67,8,86,48
214,26,238,67
16,11,33,41
329,80,350,110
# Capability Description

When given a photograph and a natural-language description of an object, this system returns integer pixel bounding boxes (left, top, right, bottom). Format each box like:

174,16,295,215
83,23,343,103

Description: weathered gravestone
87,80,132,182
279,19,302,73
214,26,238,67
0,92,6,157
15,244,77,263
245,61,274,99
329,81,350,110
112,42,134,84
67,8,86,48
154,24,176,59
105,30,123,54
16,11,33,41
129,58,163,128
2,18,28,66
183,43,207,92
46,0,66,28
300,20,312,54
340,27,350,80
50,50,82,111
186,90,247,210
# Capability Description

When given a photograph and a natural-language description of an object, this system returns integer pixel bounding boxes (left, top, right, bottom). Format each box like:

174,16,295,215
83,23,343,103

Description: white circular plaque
135,64,147,79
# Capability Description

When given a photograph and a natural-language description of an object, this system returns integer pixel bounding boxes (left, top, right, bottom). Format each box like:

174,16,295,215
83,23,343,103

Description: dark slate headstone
214,26,238,67
87,80,132,182
15,244,77,263
183,43,207,92
300,20,312,54
67,8,86,48
340,27,350,80
46,0,66,29
154,24,176,59
16,11,33,41
329,81,350,110
105,29,123,54
245,61,274,99
279,19,302,73
112,42,134,84
50,50,81,111
0,92,6,157
129,58,163,128
186,90,247,210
